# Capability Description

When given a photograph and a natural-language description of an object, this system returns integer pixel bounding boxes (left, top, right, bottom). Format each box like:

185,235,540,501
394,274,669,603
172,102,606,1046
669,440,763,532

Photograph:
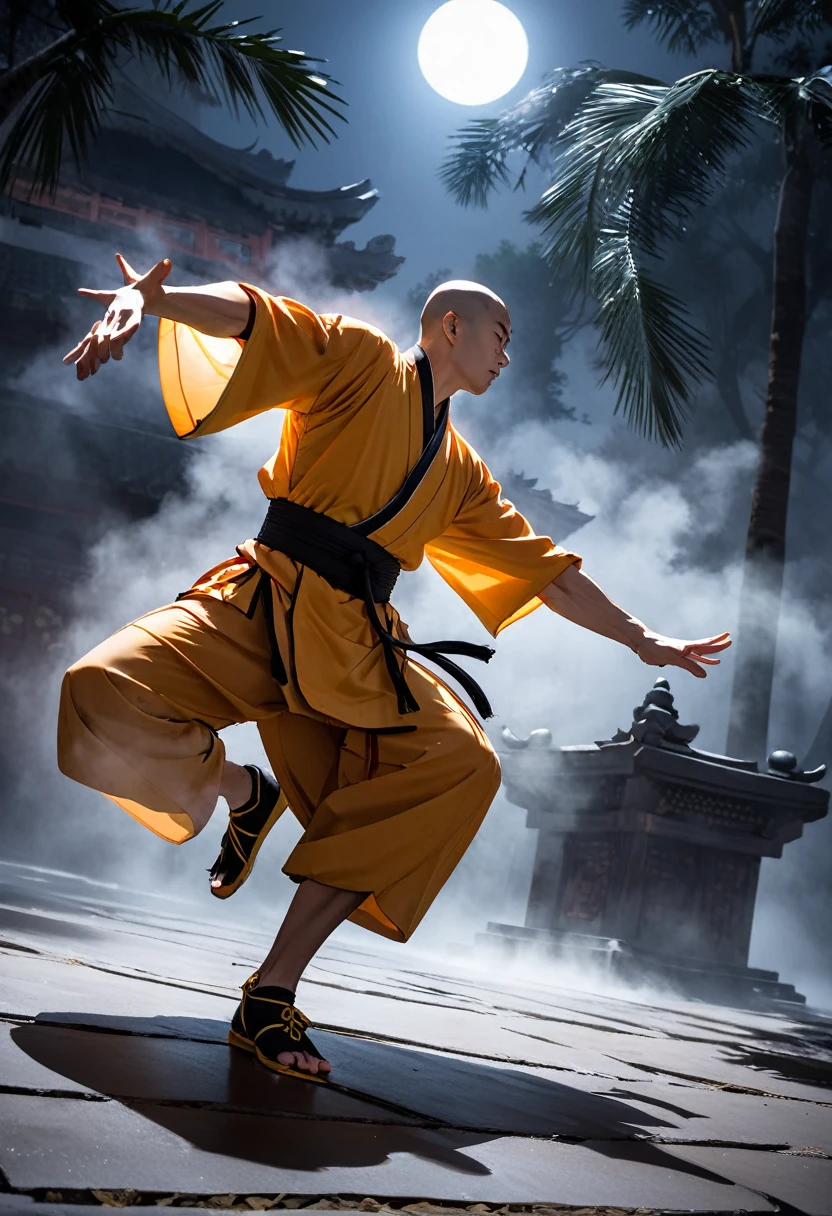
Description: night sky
194,1,702,290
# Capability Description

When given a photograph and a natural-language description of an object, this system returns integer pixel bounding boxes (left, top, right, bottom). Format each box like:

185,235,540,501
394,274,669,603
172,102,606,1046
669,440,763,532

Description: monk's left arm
540,563,731,679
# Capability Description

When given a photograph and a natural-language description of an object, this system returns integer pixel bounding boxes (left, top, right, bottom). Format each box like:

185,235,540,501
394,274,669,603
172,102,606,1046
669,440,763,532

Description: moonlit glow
418,0,529,106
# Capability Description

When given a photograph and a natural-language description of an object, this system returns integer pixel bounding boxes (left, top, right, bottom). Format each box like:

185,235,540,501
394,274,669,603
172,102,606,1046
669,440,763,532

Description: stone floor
1,858,831,1215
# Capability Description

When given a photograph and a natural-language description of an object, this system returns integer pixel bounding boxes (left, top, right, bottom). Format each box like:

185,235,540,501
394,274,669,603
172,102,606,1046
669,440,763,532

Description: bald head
420,279,507,333
417,279,511,400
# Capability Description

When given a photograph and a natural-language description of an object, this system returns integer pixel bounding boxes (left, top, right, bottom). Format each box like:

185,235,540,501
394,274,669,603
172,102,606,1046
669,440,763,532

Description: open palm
63,254,170,380
635,631,732,679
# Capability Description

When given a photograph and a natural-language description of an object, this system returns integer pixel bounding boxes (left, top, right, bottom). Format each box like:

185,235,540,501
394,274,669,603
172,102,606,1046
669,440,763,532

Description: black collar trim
351,345,449,538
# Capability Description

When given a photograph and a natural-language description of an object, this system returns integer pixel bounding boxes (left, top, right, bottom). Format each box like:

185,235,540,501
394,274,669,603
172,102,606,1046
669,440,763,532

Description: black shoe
228,972,330,1084
209,766,285,899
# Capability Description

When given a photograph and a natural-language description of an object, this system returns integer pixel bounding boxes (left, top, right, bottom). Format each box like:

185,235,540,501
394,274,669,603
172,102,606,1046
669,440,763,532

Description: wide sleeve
425,446,582,637
158,283,359,439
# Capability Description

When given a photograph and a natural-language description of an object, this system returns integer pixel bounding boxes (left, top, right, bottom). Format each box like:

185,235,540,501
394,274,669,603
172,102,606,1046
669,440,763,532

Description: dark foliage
0,1,346,197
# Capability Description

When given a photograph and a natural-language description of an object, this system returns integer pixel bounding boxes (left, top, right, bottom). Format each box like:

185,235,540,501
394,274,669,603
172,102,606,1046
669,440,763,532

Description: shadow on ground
12,1013,731,1186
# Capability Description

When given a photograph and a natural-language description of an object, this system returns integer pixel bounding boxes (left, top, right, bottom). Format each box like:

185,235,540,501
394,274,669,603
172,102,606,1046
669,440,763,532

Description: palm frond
440,63,664,208
794,63,832,145
623,1,722,56
529,69,772,444
0,38,112,196
532,197,709,447
98,3,345,145
438,118,514,208
594,193,710,445
749,0,832,45
532,70,762,284
604,71,763,239
1,0,346,197
797,62,832,104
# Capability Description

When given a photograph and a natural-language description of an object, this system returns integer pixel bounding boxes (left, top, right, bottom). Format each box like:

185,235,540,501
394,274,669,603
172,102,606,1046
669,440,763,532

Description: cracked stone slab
295,985,653,1080
1,1022,419,1126
310,949,831,1044
0,1093,776,1210
0,902,252,997
4,945,647,1087
0,1203,393,1216
500,1017,832,1103
0,950,238,1023
663,1144,832,1215
496,1008,832,1073
508,1064,832,1151
5,964,651,1084
0,1022,91,1095
9,1014,673,1139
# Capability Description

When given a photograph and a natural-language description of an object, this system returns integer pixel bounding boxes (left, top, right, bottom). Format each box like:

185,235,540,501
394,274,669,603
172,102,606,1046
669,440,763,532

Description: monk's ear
442,310,460,345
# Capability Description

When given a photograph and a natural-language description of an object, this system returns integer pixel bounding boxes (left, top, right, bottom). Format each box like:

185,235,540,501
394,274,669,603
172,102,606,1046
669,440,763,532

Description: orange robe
58,286,581,942
159,285,580,729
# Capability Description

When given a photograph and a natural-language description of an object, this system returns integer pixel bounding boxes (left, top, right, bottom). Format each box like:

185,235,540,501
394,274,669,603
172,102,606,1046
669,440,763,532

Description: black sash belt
256,497,495,718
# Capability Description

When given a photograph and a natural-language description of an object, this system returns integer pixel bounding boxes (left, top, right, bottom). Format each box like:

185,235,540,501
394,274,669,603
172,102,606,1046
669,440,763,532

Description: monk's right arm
64,255,253,380
144,280,252,337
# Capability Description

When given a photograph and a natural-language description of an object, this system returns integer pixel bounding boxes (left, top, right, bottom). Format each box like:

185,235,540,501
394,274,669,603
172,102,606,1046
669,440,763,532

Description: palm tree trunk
726,132,814,761
0,29,77,123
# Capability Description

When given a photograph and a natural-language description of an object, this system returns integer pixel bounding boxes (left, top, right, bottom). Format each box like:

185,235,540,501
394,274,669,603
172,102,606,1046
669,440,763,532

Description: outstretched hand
63,254,172,380
634,631,731,678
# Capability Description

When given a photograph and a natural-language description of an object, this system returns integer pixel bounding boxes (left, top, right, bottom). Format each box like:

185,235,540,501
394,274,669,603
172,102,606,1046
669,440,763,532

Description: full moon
418,0,529,106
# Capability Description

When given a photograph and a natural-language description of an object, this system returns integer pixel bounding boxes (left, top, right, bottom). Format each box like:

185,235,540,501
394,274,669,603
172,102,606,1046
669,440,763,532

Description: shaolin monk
58,255,730,1084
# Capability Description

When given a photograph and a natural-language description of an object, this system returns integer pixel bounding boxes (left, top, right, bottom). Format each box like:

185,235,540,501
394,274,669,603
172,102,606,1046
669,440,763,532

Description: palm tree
0,0,345,198
441,1,832,762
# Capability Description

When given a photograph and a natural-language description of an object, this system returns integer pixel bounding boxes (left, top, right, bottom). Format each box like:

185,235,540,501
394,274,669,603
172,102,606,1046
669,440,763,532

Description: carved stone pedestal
481,680,828,1008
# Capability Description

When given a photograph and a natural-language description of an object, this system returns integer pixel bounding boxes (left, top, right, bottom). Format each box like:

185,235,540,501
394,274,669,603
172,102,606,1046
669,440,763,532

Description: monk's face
448,302,511,395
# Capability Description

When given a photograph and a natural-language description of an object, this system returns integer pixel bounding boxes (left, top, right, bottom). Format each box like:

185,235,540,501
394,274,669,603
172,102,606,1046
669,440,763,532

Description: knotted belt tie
256,498,495,718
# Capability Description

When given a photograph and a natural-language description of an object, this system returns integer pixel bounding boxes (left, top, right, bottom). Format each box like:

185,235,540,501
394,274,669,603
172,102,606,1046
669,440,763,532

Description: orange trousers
57,596,501,942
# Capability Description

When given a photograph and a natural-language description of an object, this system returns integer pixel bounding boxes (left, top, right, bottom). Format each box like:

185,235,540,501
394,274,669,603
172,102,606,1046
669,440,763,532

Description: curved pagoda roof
24,78,404,291
94,81,383,235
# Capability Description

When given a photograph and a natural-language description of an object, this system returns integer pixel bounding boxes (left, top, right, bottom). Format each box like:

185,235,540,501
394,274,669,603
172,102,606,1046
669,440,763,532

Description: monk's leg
229,665,499,1081
220,763,256,810
58,596,285,844
268,659,502,945
233,880,364,1079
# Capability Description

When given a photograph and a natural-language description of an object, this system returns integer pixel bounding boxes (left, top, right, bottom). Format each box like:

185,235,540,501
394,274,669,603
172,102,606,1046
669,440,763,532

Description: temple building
0,79,404,657
484,679,828,1007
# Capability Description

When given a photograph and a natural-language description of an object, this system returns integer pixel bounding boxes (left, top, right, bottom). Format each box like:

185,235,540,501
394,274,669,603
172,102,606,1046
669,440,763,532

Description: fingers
637,631,731,679
687,634,732,653
115,252,139,284
63,321,98,364
77,288,118,305
675,653,707,679
96,328,111,366
110,321,140,359
78,304,140,375
144,256,172,287
64,320,101,379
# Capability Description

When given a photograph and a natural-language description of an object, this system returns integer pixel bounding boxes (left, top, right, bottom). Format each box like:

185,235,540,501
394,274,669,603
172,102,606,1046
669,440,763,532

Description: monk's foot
209,766,285,899
228,973,331,1084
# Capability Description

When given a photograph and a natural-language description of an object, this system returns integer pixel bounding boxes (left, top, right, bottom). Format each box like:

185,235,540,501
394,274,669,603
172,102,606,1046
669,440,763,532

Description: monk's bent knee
451,713,502,799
